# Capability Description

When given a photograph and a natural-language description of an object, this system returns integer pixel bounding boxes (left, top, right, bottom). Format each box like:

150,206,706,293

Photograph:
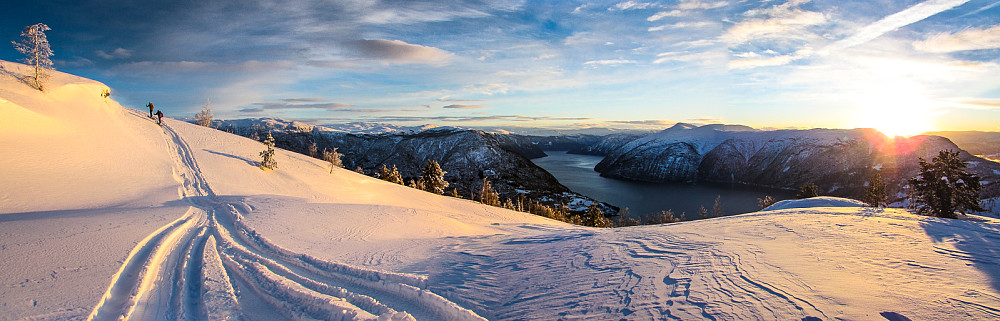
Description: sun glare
853,83,935,138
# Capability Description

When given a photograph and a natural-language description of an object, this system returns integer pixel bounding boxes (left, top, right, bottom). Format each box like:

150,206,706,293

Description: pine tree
259,132,278,170
698,205,709,219
448,188,460,198
908,150,983,218
12,23,53,90
354,166,364,174
863,170,888,208
418,160,449,194
796,183,819,199
477,178,500,206
379,164,403,184
322,147,343,173
194,100,214,127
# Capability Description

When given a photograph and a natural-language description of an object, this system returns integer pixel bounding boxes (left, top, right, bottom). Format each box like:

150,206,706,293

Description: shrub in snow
796,183,819,199
259,132,278,170
698,205,709,219
907,150,983,218
12,23,53,91
308,142,318,158
195,100,214,127
418,160,448,194
757,195,777,210
322,147,343,173
712,195,724,217
583,205,612,228
614,208,640,227
642,209,681,225
477,178,500,206
863,170,888,208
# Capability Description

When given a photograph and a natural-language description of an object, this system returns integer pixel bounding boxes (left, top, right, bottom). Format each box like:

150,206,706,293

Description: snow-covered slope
3,62,1000,320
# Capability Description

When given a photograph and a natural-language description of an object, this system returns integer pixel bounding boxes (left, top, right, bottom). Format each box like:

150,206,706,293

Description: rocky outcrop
596,124,1000,201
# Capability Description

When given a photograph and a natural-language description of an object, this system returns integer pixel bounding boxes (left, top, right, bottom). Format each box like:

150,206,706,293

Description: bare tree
195,99,214,127
12,23,53,90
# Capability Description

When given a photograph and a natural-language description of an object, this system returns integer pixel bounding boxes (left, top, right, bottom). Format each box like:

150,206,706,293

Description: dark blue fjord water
531,151,796,219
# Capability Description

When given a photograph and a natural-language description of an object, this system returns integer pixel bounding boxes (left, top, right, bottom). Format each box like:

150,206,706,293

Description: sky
3,0,999,133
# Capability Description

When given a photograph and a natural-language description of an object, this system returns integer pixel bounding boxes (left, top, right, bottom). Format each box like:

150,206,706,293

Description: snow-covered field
3,62,1000,320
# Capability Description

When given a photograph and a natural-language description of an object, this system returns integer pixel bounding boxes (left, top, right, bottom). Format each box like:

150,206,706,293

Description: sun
852,84,935,137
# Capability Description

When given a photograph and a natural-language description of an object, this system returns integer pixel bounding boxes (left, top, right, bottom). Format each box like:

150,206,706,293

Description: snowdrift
3,61,1000,320
762,196,867,211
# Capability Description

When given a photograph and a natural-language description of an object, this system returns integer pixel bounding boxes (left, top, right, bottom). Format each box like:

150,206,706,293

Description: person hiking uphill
147,102,154,118
155,110,164,125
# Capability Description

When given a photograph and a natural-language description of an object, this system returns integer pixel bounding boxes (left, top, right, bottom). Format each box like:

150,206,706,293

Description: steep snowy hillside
3,62,1000,321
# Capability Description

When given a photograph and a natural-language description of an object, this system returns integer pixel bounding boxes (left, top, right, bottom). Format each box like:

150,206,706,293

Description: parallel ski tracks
88,114,484,321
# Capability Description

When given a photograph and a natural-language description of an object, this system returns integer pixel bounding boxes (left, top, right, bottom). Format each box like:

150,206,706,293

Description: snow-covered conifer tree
863,170,888,208
12,23,53,90
259,132,278,170
418,160,448,194
908,150,983,218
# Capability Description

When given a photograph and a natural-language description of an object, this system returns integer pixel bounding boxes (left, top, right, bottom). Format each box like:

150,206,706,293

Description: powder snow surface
3,61,1000,320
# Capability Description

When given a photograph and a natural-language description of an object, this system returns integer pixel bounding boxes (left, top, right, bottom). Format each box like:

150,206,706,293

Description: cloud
372,115,594,123
442,104,487,109
358,4,489,25
721,6,825,43
96,48,132,59
282,98,327,103
913,24,1000,53
647,10,685,21
729,48,812,69
823,0,972,54
437,98,487,102
607,120,677,126
240,101,355,113
347,39,454,65
648,21,714,31
677,0,728,10
949,98,1000,108
583,59,638,66
611,1,656,11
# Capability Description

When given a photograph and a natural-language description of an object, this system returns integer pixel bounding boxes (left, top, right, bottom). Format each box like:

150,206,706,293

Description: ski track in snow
87,110,485,321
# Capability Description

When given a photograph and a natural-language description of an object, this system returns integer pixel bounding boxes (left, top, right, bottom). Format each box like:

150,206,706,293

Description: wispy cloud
913,24,1000,52
721,2,825,43
583,59,638,66
648,21,714,31
95,48,132,59
610,1,657,11
240,101,355,113
347,39,454,65
437,98,487,102
442,104,487,109
822,0,973,54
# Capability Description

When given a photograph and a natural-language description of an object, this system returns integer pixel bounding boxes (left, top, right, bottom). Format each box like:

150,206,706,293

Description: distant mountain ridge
212,118,617,214
592,124,1000,202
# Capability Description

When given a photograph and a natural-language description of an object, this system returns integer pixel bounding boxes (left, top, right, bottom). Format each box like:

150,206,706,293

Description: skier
155,110,164,125
147,102,154,118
